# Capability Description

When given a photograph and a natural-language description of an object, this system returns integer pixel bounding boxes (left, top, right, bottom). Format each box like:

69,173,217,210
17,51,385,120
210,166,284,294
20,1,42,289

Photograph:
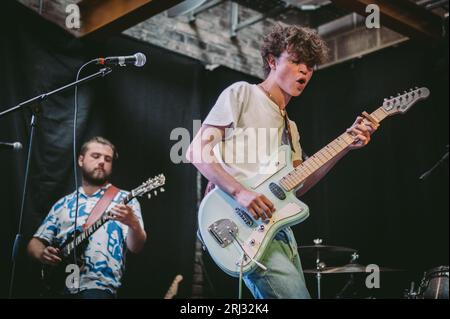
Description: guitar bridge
208,219,238,248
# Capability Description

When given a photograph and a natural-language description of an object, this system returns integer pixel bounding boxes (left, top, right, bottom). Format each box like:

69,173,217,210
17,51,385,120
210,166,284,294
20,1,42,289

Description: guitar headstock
131,174,166,199
382,87,430,116
164,274,183,299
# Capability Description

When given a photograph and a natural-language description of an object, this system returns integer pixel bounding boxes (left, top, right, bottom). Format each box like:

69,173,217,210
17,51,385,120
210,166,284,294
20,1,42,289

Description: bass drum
418,266,449,299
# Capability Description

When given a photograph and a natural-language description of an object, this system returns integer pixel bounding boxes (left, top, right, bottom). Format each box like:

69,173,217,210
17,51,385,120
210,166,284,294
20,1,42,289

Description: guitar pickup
269,182,286,200
235,207,254,226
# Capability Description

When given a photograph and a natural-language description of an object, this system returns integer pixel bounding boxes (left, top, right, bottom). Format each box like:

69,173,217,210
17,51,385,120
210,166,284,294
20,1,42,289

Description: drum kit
404,266,449,299
299,239,449,299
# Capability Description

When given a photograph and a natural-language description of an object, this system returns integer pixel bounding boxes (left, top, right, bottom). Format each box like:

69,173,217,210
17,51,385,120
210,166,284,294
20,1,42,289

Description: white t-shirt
203,81,302,180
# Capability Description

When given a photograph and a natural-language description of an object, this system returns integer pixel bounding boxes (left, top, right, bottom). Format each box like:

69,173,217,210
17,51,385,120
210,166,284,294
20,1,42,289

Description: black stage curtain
288,38,449,298
1,1,448,299
200,43,449,299
0,2,202,298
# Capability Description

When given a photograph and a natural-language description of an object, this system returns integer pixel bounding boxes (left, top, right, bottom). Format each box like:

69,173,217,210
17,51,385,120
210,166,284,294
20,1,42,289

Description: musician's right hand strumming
39,246,62,266
234,188,275,221
187,124,276,221
28,238,62,266
204,181,275,220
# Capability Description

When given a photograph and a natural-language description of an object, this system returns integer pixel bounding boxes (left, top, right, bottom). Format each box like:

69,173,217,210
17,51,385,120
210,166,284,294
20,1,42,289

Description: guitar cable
229,231,267,299
238,253,244,299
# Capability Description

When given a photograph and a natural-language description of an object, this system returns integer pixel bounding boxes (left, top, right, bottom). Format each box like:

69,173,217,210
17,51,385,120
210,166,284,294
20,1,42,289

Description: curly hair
261,24,329,77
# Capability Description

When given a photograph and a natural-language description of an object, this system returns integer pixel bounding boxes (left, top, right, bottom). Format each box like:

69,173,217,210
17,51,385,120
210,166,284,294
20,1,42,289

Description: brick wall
124,1,275,79
124,2,407,78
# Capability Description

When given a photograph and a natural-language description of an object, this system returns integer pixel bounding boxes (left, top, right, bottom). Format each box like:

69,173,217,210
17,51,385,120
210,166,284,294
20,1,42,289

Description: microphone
0,142,23,151
96,52,147,67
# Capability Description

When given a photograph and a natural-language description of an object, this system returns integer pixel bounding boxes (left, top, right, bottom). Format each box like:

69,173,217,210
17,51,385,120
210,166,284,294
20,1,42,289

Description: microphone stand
419,145,449,180
1,66,113,298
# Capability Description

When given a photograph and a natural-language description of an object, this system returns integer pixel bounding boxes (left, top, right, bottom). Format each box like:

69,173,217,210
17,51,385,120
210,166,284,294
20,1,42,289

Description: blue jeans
243,227,311,299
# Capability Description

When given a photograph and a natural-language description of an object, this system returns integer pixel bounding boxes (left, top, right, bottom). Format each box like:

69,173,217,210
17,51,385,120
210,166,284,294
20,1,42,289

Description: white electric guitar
198,87,430,277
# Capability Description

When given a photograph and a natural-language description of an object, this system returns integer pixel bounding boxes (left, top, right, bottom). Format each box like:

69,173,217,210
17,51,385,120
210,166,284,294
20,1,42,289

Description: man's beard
82,167,111,186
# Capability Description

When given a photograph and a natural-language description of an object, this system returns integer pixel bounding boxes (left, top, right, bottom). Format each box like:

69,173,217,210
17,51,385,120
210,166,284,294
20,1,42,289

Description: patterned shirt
34,184,144,294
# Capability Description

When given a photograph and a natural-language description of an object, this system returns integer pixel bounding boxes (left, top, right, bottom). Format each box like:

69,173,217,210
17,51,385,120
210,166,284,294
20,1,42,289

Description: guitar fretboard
279,107,388,191
62,192,133,256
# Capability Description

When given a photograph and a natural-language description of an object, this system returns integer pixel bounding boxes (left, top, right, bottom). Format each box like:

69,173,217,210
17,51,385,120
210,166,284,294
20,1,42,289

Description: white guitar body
198,145,309,277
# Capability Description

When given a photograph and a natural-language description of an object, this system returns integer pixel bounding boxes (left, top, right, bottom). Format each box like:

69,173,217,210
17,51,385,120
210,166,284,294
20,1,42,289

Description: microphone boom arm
0,67,112,118
419,146,449,180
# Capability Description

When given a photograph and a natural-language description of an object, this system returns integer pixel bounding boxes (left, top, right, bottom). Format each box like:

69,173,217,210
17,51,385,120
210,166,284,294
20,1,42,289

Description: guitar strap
281,109,295,153
83,185,120,229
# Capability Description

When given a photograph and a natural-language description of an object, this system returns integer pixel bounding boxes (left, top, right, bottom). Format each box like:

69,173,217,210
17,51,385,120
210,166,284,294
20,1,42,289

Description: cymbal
304,263,403,274
298,245,357,255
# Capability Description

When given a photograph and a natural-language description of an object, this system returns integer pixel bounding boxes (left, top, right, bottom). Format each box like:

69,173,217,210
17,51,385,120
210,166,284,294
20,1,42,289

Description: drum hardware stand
315,264,325,299
404,281,419,299
350,252,359,263
313,238,325,299
335,252,360,299
335,274,356,299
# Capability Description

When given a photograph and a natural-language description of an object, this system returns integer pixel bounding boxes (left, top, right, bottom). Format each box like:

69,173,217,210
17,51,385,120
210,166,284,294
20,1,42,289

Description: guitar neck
62,192,133,256
279,107,388,192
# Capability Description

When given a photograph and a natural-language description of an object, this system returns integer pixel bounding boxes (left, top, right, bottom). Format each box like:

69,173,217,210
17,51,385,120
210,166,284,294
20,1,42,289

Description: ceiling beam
330,0,443,40
78,0,182,38
16,0,183,38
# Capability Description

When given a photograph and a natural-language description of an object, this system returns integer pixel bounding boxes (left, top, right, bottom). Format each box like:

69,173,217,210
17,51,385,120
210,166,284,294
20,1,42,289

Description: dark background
1,1,448,298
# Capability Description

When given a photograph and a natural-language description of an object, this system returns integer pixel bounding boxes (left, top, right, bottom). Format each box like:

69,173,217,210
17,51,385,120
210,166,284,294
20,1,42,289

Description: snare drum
418,266,449,299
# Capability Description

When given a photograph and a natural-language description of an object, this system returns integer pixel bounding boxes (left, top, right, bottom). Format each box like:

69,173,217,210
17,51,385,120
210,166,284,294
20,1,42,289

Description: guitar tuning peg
160,187,165,192
147,193,152,199
154,190,158,196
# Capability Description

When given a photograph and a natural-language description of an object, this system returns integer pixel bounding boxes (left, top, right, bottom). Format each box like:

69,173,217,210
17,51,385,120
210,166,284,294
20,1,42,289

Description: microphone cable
71,59,97,293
